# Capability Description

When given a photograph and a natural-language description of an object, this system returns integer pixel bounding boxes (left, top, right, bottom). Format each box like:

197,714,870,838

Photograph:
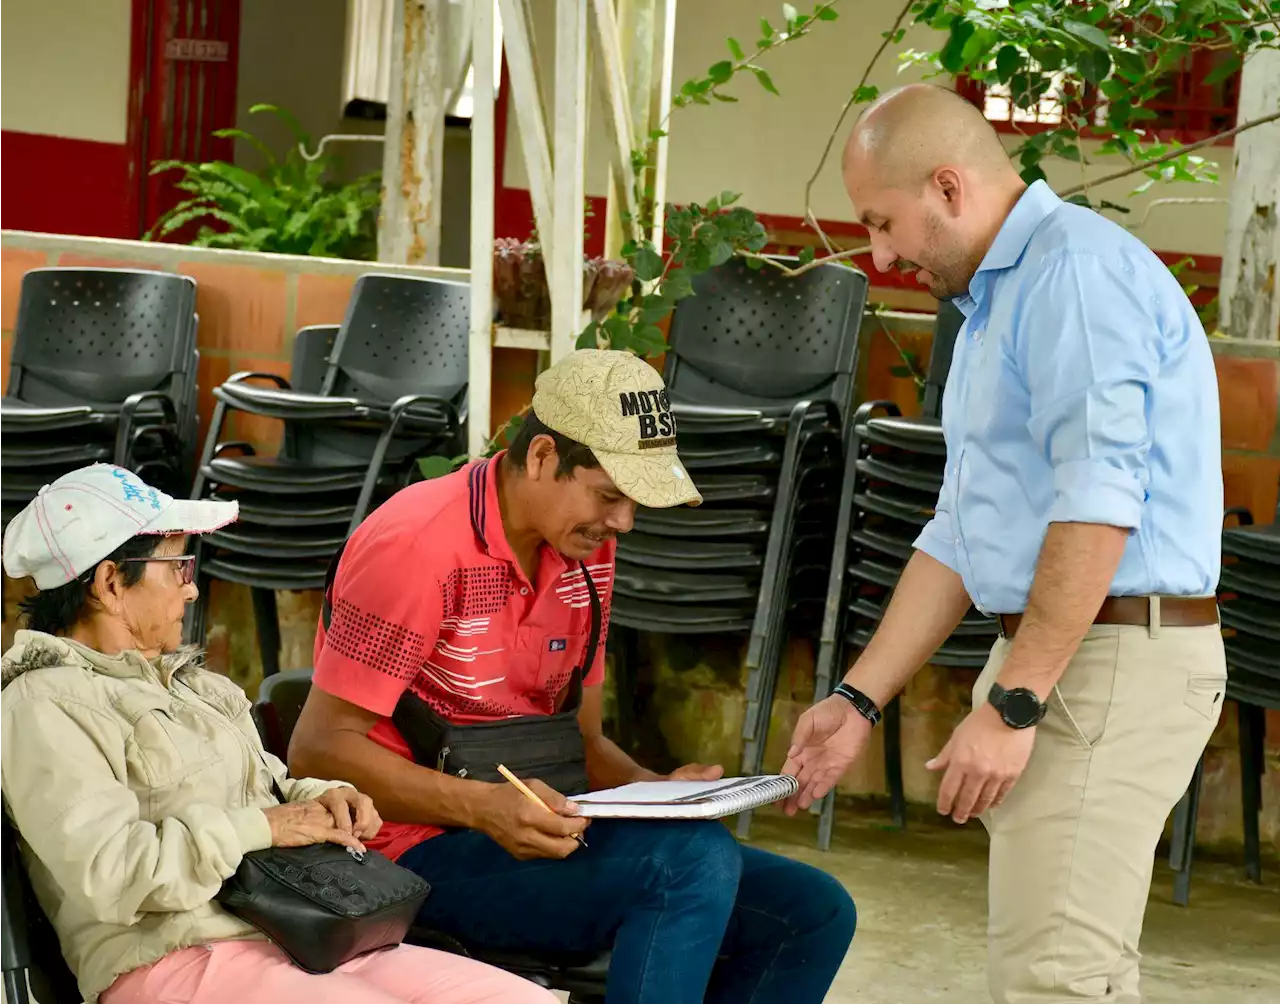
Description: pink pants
101,940,556,1004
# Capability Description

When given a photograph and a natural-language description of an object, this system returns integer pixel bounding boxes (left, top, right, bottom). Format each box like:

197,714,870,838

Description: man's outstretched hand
781,695,871,814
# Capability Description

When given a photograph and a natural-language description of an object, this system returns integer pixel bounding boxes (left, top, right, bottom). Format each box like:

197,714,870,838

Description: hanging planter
492,238,634,332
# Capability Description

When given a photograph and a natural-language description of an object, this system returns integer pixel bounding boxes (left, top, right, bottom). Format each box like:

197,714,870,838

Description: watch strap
832,682,882,727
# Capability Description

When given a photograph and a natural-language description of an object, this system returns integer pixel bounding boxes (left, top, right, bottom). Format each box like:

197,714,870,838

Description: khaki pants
974,619,1226,1003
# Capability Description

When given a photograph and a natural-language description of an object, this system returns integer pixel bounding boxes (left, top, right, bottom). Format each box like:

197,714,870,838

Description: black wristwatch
832,683,882,727
987,682,1047,729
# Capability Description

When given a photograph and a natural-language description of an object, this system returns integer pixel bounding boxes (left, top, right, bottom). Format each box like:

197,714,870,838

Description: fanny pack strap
322,542,604,703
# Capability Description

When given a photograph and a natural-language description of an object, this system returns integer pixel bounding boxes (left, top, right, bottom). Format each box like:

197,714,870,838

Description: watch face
1002,689,1043,729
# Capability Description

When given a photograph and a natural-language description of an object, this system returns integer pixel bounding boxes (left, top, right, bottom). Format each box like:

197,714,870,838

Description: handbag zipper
435,746,468,778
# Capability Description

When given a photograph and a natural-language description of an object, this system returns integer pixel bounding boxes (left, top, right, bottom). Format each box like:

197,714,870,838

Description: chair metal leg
3,971,30,1004
611,627,640,754
737,608,792,841
1169,754,1204,907
1239,702,1264,884
251,588,281,679
885,695,906,830
817,789,837,851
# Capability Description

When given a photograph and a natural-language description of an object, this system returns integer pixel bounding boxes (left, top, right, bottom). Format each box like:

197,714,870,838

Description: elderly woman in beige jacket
0,465,553,1004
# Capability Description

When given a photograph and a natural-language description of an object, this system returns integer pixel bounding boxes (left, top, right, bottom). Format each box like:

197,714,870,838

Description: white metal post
467,0,497,455
496,0,556,258
550,0,588,361
590,0,640,240
649,0,677,249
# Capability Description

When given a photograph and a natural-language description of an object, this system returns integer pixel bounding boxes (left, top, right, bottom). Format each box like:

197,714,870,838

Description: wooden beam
467,0,497,454
590,0,641,257
496,0,555,257
550,0,588,361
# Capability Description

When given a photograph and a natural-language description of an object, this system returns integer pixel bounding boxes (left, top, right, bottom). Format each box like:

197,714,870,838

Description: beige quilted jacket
1,631,348,1002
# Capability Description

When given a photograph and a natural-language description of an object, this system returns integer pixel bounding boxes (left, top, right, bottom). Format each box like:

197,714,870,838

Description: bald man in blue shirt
784,84,1225,1003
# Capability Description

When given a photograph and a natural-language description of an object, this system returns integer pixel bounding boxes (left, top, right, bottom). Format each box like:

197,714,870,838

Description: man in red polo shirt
290,350,856,1004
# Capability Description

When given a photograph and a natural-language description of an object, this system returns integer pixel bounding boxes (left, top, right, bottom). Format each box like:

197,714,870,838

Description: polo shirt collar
467,452,568,580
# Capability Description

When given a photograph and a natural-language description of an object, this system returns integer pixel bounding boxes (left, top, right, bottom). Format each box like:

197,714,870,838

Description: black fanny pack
323,543,598,797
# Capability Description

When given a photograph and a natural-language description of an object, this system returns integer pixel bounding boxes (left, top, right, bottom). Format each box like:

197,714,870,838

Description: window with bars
957,47,1241,144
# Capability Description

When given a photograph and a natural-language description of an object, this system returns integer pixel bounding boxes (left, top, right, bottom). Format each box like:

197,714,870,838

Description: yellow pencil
496,763,588,847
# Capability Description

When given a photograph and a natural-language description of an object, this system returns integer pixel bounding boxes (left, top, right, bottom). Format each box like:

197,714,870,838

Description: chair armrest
852,399,902,424
225,371,291,390
672,403,766,421
119,390,178,426
1224,506,1254,528
387,393,460,431
215,382,368,422
211,441,257,461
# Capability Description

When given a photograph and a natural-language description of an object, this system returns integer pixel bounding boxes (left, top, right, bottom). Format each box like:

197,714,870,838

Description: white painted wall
1,0,132,144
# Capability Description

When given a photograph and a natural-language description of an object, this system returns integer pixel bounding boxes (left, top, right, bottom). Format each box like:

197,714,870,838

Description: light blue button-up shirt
914,180,1223,614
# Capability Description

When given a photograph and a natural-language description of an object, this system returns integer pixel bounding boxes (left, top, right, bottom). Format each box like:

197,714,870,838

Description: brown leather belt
997,596,1219,639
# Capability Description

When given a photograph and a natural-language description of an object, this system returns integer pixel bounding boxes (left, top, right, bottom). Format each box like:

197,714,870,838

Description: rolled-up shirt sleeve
1021,252,1157,531
913,464,959,574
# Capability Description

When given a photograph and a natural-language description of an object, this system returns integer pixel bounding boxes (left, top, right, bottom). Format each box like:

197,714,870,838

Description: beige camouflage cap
531,349,702,508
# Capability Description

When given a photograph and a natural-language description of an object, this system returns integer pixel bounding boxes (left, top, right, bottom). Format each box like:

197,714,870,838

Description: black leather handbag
216,771,430,974
322,545,599,797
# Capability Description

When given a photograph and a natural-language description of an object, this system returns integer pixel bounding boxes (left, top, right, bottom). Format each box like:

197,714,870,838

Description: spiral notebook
568,775,799,819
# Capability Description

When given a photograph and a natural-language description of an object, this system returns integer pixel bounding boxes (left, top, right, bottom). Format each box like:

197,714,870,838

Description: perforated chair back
283,320,452,469
7,268,197,407
923,300,964,420
665,257,867,420
291,326,339,394
323,274,470,406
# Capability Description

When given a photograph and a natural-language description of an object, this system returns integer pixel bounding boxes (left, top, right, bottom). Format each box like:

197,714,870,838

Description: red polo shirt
312,454,615,860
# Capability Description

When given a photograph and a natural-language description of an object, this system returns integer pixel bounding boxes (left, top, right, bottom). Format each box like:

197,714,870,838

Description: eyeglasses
117,555,197,585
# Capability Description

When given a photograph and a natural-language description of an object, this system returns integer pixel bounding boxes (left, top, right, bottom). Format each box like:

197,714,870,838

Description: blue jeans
398,819,856,1004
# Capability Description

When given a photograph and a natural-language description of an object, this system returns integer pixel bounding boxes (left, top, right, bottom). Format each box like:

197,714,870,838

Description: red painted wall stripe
1,131,134,239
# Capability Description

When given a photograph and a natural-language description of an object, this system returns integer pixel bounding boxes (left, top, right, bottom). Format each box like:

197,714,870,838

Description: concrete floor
738,806,1280,1003
10,808,1276,1004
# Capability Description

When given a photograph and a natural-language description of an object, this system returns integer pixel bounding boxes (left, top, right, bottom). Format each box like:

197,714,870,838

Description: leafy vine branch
1059,108,1280,196
803,0,915,256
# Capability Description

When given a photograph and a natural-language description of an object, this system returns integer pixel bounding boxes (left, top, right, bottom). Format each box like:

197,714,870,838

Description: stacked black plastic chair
1168,501,1280,905
1,268,199,526
606,257,868,836
806,302,987,847
187,274,469,677
2,817,81,1004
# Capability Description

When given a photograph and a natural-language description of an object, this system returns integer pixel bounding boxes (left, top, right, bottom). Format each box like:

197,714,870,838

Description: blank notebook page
568,776,799,819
